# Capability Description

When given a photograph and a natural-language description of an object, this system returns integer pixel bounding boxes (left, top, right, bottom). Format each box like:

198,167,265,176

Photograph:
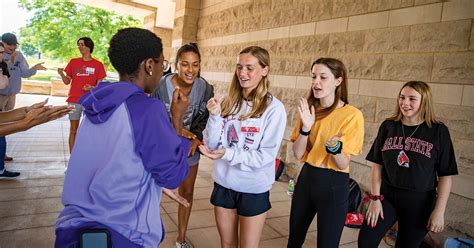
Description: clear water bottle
287,178,295,196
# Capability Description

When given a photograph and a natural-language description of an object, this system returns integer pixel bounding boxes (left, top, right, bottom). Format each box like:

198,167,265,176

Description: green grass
28,74,53,82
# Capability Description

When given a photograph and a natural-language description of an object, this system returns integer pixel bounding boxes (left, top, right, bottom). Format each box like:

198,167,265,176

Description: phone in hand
79,229,111,248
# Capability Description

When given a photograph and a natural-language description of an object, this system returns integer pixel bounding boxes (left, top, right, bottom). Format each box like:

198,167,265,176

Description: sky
0,0,32,36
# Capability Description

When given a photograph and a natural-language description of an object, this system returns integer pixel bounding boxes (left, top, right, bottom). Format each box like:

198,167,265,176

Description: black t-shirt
366,120,458,192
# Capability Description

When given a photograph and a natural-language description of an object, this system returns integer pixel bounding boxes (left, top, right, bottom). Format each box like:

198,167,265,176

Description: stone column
171,0,201,62
153,27,173,60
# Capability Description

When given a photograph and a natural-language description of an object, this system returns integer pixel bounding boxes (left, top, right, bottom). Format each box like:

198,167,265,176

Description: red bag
345,212,364,228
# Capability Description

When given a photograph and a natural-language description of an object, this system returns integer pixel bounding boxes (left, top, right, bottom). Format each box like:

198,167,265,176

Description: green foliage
18,0,143,69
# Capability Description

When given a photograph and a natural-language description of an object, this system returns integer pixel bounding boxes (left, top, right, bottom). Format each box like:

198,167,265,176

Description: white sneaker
175,241,191,248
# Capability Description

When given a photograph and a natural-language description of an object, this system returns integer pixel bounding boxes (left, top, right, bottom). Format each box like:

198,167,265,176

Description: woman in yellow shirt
287,57,364,248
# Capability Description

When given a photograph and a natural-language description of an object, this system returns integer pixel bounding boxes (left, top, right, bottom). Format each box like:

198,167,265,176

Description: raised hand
10,51,17,64
162,188,190,207
198,144,225,160
26,99,48,112
33,62,47,71
82,84,93,91
170,86,190,119
297,97,315,131
24,105,71,128
207,97,221,116
188,139,201,156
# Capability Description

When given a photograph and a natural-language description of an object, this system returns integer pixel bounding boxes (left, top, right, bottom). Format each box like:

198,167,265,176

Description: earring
148,70,153,76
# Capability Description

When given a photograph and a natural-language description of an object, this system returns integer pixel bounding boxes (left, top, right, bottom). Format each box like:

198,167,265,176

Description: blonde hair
387,81,439,127
307,57,349,120
221,46,272,120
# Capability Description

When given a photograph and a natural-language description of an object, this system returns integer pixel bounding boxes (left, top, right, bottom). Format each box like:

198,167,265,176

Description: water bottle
287,178,295,196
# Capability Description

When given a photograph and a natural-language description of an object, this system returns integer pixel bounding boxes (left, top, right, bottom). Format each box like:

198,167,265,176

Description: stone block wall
195,0,474,236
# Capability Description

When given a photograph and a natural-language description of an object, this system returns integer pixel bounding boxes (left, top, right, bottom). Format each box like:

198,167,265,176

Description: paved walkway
0,94,389,247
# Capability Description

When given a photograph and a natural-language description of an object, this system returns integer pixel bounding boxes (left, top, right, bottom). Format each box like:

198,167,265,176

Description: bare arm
57,68,71,85
330,152,351,170
293,131,309,159
366,163,384,227
170,87,189,135
293,97,315,159
0,99,50,124
427,176,452,233
325,133,352,170
0,107,27,124
0,119,30,135
0,105,70,136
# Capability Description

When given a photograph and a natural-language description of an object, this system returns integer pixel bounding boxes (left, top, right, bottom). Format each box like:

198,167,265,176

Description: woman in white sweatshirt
199,46,287,248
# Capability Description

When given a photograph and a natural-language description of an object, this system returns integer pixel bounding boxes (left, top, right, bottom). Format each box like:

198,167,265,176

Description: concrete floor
0,94,391,248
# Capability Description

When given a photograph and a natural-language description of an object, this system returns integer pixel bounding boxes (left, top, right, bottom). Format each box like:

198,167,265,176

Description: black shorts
210,182,271,217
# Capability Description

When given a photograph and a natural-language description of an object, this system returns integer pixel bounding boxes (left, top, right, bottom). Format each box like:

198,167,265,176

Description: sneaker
175,241,191,248
0,170,20,178
383,229,397,247
4,155,13,161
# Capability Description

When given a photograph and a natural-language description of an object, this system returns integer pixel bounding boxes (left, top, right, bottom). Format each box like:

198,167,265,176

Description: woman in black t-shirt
358,81,458,248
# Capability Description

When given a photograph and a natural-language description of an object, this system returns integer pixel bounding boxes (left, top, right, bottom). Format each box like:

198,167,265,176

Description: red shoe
345,212,364,228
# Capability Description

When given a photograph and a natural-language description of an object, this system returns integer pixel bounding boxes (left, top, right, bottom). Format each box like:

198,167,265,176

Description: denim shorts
210,182,271,217
188,152,200,166
68,103,83,121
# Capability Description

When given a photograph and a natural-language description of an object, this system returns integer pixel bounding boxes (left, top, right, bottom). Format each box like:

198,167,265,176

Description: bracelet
325,140,343,155
364,193,384,202
299,128,311,136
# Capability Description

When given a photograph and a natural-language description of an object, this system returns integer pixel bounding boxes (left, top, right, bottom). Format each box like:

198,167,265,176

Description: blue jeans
0,136,5,172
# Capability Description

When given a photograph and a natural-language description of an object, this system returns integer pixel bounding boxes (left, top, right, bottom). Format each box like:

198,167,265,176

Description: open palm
298,97,315,130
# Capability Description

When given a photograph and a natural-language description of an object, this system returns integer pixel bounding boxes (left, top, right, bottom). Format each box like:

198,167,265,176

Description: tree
19,27,39,57
18,0,143,69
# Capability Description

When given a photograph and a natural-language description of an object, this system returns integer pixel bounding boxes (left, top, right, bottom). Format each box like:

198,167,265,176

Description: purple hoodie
55,82,189,248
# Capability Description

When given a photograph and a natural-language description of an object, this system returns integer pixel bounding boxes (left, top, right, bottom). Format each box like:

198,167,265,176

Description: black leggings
287,163,349,248
358,184,436,248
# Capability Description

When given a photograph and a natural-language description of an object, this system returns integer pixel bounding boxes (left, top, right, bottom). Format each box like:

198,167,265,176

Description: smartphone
79,229,112,248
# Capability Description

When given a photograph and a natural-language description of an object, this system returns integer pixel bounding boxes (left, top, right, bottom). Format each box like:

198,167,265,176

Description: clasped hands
198,97,225,159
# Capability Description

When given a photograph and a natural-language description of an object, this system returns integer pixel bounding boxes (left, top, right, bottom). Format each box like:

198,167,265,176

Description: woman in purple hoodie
55,28,191,248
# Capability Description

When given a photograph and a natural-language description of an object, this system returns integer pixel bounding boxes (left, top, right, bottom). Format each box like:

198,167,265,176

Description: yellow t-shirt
290,104,364,173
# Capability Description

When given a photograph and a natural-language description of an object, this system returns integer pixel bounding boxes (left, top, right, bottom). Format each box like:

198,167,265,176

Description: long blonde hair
221,46,272,120
307,57,348,120
387,81,438,127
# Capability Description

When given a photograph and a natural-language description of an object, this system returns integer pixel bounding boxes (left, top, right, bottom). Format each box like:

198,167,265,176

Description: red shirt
64,58,106,103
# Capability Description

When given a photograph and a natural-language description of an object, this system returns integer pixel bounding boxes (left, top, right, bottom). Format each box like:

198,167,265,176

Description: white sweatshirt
203,96,287,193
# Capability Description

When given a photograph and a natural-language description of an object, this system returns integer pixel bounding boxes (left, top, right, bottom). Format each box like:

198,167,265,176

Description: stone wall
195,0,474,236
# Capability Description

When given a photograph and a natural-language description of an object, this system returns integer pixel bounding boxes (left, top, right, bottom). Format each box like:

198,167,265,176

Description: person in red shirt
58,37,106,152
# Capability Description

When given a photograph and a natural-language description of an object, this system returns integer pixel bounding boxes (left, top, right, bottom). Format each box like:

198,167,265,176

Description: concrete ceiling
70,0,175,29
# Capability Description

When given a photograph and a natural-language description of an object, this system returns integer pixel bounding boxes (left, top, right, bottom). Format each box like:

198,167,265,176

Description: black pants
358,184,436,248
287,163,349,248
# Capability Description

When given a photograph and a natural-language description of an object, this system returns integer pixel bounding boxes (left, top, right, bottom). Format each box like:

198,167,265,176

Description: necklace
401,123,420,145
397,122,420,168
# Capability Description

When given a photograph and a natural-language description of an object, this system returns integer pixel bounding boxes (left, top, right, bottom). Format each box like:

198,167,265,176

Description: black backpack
275,159,285,181
347,178,362,213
